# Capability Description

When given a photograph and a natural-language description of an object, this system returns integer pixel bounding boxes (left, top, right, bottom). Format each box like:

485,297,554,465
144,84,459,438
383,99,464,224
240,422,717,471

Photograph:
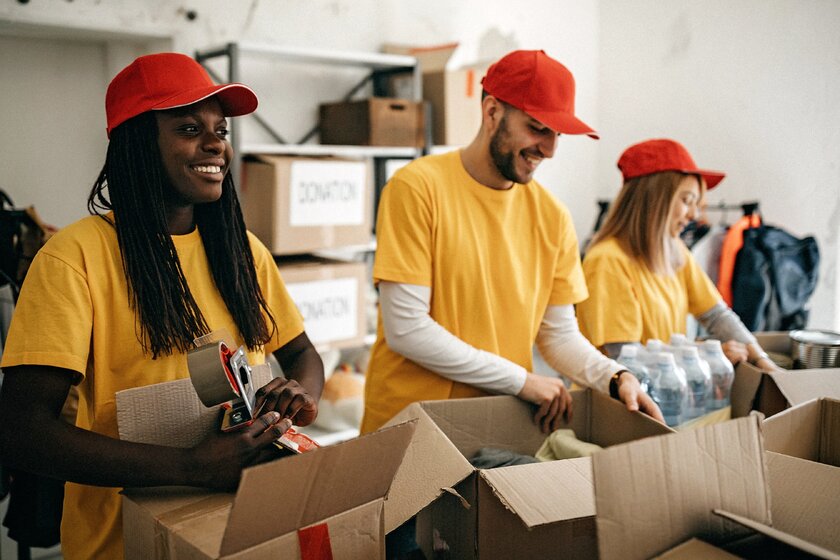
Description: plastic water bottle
645,339,667,368
701,339,735,410
651,352,687,427
669,333,690,349
617,344,652,396
679,346,712,420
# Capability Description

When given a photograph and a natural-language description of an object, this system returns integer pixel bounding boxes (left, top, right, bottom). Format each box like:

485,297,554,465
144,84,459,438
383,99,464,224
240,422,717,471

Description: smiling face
488,103,559,185
156,97,232,210
668,174,702,237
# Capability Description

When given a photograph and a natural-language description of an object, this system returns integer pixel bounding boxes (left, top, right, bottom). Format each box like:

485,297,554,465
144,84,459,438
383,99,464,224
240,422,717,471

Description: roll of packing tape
187,341,240,407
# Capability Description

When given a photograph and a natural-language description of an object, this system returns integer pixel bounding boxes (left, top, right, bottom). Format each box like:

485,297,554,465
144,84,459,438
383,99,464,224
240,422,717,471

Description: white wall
598,0,840,329
1,0,837,328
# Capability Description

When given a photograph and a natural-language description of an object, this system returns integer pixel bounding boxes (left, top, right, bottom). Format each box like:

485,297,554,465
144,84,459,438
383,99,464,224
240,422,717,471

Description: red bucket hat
617,138,726,189
481,49,598,139
105,52,258,137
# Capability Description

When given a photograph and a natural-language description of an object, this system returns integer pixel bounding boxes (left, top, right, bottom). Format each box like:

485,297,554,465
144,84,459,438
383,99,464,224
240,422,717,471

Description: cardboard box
382,391,673,559
116,376,417,560
384,43,489,146
319,98,425,147
762,397,840,554
592,413,840,560
731,360,840,418
277,257,367,350
241,155,373,255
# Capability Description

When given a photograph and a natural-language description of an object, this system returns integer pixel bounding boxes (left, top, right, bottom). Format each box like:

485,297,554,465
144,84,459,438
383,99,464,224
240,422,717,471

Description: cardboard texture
730,360,840,418
117,375,416,559
652,538,741,559
319,98,426,147
713,509,840,560
277,256,367,350
117,366,272,448
241,155,373,255
383,42,489,146
592,415,771,560
762,398,840,553
383,391,673,559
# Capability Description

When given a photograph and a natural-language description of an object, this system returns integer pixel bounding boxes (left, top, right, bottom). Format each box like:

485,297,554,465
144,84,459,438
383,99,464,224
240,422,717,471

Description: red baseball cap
481,49,597,139
617,138,726,190
105,52,258,137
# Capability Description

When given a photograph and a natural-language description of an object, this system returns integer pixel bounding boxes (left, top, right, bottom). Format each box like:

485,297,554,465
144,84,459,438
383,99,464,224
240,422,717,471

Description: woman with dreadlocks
0,53,324,560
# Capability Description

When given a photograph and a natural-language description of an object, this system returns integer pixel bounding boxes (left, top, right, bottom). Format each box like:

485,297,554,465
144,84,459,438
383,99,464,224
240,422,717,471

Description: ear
481,95,505,133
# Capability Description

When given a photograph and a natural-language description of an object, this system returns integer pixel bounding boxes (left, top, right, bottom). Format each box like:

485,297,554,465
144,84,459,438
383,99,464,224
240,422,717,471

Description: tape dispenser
187,332,320,455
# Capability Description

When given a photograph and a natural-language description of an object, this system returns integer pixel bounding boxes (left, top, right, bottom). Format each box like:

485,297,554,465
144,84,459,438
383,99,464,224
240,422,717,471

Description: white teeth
193,165,222,173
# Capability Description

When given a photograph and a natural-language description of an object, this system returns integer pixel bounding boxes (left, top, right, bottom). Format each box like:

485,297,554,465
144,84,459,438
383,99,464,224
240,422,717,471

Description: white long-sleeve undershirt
378,281,622,396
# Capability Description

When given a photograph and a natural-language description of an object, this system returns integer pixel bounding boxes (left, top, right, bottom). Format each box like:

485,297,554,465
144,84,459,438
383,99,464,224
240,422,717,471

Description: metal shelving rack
194,41,425,187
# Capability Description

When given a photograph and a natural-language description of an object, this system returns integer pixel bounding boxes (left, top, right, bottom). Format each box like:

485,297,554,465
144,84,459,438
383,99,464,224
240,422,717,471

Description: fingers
256,379,315,422
248,411,292,447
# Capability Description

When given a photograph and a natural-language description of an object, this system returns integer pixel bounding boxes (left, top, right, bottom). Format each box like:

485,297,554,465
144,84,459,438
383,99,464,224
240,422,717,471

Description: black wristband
609,370,626,400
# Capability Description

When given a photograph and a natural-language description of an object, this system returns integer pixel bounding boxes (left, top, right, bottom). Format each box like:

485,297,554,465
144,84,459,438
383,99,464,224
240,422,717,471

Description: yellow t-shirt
360,151,588,433
0,214,304,560
576,237,721,348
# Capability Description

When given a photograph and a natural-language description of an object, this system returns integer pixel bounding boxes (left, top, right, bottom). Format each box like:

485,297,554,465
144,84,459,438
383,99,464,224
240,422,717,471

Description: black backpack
731,224,820,331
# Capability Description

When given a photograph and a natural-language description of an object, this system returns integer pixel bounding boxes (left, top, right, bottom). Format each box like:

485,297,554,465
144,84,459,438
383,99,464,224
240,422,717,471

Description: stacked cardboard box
319,98,426,148
383,42,490,146
240,154,372,351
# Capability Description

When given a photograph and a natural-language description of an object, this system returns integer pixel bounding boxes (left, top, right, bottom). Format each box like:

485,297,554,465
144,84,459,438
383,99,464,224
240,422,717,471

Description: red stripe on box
298,523,333,560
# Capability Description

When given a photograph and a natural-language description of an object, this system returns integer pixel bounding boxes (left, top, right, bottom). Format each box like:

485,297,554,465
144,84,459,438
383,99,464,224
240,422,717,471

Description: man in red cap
362,50,663,441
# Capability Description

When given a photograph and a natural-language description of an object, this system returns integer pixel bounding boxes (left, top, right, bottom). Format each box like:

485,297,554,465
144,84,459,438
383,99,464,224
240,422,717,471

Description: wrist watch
609,370,627,400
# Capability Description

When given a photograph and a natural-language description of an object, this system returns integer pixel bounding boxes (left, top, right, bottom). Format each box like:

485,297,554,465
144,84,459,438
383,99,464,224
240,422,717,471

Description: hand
517,374,573,434
254,377,319,427
722,340,749,366
616,372,665,424
189,411,292,490
754,356,780,372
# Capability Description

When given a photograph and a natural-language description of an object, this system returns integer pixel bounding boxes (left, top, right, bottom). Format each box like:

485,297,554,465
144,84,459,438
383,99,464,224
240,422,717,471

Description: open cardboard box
592,414,840,560
762,397,840,554
116,376,416,559
382,390,673,559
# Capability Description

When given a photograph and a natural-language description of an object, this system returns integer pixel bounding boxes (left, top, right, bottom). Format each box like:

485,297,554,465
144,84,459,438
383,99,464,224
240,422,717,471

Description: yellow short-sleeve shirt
1,214,304,560
576,237,721,348
361,151,588,433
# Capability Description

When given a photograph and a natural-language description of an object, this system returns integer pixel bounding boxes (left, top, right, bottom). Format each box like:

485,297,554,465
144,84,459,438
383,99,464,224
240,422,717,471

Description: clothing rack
704,200,760,216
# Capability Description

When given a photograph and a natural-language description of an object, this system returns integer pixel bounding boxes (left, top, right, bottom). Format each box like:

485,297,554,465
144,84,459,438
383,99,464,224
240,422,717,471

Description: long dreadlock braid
88,111,276,358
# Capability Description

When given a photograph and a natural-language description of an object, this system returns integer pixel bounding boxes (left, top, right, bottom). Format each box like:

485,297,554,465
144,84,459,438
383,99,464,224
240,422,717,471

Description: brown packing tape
187,342,239,406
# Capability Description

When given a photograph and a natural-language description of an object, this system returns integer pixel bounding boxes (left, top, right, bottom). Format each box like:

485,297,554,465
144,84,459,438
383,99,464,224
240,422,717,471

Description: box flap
588,389,675,444
763,398,840,465
381,401,475,533
382,42,458,72
731,362,764,418
769,370,840,407
219,420,416,555
592,415,770,560
652,538,741,559
478,457,593,528
766,451,840,554
116,367,273,448
713,509,840,560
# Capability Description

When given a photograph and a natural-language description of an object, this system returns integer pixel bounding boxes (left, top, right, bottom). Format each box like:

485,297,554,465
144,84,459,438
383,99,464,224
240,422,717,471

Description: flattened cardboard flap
382,42,458,72
592,415,770,560
713,509,840,560
478,457,594,529
652,538,741,559
220,420,416,556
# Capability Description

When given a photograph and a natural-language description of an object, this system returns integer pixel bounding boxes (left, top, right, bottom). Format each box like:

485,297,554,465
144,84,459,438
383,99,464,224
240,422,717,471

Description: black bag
0,190,53,301
731,224,820,331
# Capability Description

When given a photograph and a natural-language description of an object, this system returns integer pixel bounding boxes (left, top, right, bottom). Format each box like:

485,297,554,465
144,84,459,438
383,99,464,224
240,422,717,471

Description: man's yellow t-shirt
0,214,304,560
360,151,588,433
576,237,721,348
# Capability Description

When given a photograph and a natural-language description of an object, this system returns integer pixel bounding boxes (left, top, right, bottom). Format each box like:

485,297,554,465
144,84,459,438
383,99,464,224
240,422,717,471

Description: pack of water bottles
616,335,735,427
